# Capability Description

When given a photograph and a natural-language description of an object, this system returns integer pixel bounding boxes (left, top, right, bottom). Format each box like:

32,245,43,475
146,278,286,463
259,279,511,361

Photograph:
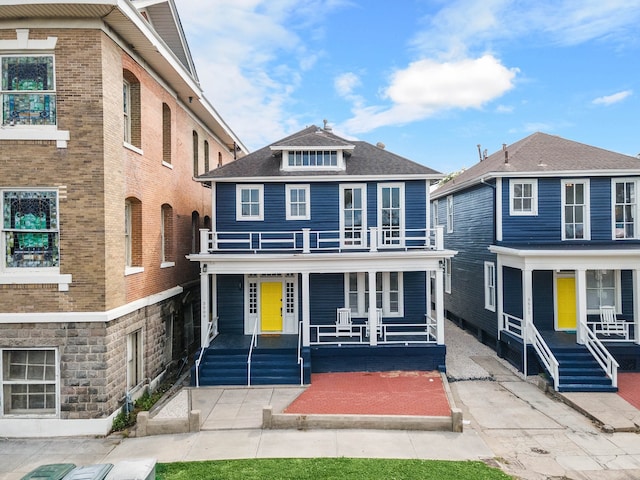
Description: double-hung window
378,183,403,246
2,189,59,269
562,179,589,240
285,185,310,220
1,55,56,126
340,184,366,247
446,195,453,233
510,179,537,215
586,269,619,313
236,185,264,221
444,258,452,294
484,261,496,311
346,272,403,317
2,348,58,416
613,179,637,239
432,200,439,227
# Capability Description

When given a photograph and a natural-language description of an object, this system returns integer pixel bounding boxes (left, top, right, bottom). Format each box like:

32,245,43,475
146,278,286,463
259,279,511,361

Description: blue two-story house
188,124,455,386
432,132,640,392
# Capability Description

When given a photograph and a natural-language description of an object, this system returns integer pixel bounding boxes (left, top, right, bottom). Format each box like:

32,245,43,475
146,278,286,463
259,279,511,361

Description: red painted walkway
284,371,450,416
618,372,640,410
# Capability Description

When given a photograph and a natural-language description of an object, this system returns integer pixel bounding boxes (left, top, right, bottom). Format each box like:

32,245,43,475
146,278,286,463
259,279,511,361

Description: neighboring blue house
432,132,640,392
188,124,455,386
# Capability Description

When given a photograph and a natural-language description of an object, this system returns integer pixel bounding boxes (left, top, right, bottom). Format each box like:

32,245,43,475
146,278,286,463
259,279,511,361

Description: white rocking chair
599,306,627,337
336,308,353,336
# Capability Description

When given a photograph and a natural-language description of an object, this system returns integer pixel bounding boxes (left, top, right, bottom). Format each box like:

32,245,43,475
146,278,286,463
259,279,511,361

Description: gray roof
200,126,442,180
433,132,640,198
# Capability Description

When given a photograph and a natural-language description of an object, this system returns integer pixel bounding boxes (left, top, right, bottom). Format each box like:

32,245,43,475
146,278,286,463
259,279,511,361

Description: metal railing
297,321,304,385
246,317,259,386
200,227,445,254
195,319,216,388
526,321,560,391
581,322,619,388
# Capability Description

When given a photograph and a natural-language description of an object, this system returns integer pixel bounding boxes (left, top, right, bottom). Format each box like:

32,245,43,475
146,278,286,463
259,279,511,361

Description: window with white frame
510,179,537,215
613,179,636,239
345,272,403,317
484,261,496,311
340,184,366,247
1,55,56,126
432,200,439,227
379,183,403,246
285,184,310,220
236,185,264,221
2,189,59,269
446,195,453,233
287,150,337,167
126,330,143,391
562,180,589,240
2,349,57,416
586,269,619,313
444,258,451,294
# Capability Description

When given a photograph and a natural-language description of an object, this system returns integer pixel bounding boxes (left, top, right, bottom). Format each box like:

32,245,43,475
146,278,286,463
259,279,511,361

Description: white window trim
561,179,590,241
281,149,346,171
484,261,496,312
586,269,622,315
509,179,538,216
432,199,439,227
446,195,453,233
377,183,404,247
345,272,404,317
444,258,452,294
126,329,144,392
236,184,264,221
0,347,60,418
612,178,638,240
340,183,367,248
285,184,310,220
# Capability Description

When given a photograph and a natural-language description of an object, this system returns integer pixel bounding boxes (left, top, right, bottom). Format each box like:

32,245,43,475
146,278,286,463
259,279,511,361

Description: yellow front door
557,276,577,330
260,282,282,332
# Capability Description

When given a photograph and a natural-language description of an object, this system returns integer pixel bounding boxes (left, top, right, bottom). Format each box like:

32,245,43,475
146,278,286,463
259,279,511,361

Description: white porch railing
310,321,439,346
247,317,259,386
194,317,218,388
200,227,445,254
297,321,305,385
586,321,632,342
581,322,619,388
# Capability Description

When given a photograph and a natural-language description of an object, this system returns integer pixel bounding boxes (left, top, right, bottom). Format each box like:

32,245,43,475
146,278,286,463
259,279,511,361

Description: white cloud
592,90,633,106
341,55,518,134
334,73,361,97
495,104,514,114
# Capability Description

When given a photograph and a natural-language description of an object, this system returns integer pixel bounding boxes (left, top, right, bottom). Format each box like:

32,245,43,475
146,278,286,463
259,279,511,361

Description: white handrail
527,322,560,391
247,317,259,386
194,319,216,388
297,321,304,385
582,322,619,388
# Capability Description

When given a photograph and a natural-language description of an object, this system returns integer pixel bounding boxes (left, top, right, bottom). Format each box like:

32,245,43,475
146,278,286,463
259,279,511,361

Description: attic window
288,150,337,167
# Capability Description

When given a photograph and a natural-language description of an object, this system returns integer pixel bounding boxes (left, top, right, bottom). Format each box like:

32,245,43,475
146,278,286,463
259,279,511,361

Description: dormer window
288,150,338,167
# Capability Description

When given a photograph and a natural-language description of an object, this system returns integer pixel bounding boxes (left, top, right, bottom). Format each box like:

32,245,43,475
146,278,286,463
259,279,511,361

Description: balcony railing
199,226,444,254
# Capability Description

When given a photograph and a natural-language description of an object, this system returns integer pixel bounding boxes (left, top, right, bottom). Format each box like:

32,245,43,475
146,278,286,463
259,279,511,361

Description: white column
302,272,310,346
496,255,504,339
522,268,533,376
634,269,640,344
435,265,445,345
425,272,432,319
200,266,210,348
368,270,377,346
575,269,587,344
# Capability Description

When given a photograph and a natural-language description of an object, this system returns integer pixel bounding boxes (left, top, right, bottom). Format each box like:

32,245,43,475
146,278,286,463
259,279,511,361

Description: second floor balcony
199,227,445,255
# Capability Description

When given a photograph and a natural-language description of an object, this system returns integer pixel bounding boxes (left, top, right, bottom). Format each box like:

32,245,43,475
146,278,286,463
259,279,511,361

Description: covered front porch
491,245,640,391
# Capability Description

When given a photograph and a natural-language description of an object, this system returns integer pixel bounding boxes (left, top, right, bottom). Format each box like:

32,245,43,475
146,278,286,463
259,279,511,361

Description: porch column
368,270,377,346
200,265,210,348
634,269,640,344
496,255,504,339
435,265,444,345
426,272,432,318
575,268,587,344
522,268,533,344
302,272,310,347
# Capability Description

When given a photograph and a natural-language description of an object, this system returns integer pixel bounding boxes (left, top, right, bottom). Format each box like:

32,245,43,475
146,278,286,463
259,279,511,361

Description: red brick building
0,0,246,436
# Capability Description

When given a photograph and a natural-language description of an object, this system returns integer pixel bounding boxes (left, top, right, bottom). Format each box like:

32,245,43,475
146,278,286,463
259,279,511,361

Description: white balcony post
435,265,444,345
435,226,444,250
575,269,587,344
200,265,210,348
302,228,310,253
368,270,377,346
370,227,378,252
634,269,640,344
199,228,210,254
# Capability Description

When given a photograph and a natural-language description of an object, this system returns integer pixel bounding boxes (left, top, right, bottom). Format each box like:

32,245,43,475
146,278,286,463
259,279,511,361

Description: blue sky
178,0,640,174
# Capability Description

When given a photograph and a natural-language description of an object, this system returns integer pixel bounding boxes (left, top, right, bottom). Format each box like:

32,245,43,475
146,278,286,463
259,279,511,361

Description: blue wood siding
621,270,634,319
532,270,554,330
309,273,344,326
216,180,428,233
590,177,612,241
503,267,523,319
217,275,245,334
403,272,427,322
439,183,498,337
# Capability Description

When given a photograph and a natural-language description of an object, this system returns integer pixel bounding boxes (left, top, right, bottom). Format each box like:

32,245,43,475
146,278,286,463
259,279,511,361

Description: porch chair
599,306,627,337
336,307,353,336
366,308,384,338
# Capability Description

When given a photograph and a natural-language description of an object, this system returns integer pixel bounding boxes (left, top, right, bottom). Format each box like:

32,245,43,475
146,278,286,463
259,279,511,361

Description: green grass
156,458,513,479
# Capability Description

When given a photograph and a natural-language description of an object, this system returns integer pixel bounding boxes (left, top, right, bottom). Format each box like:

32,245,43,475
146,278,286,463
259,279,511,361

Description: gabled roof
199,125,442,181
432,132,640,198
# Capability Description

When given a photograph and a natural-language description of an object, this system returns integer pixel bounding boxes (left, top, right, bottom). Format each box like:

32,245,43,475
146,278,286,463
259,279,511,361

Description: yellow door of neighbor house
260,282,283,332
557,276,577,330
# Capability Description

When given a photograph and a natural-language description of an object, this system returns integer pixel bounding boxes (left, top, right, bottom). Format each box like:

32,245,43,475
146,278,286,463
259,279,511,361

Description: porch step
551,346,617,393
